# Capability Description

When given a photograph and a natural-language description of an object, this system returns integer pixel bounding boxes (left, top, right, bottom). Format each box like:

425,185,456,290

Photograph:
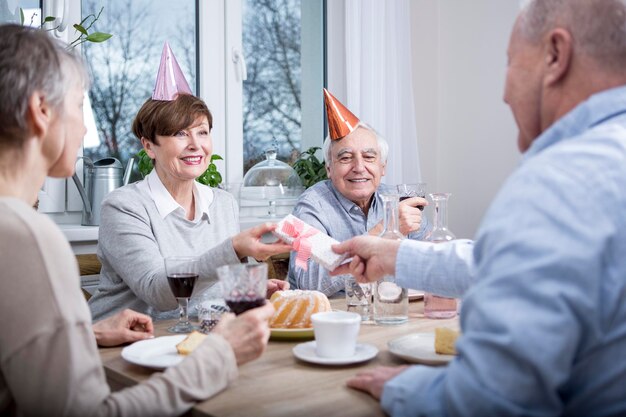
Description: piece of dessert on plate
176,331,207,355
269,289,331,329
434,327,460,355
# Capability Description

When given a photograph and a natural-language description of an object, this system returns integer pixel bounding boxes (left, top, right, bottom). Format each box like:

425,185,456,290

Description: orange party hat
323,88,360,140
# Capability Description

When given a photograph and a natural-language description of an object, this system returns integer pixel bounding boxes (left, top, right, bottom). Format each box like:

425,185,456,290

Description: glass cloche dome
240,149,304,217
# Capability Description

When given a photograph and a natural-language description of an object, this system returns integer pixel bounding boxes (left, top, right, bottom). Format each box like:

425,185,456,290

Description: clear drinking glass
197,304,227,334
165,256,199,333
423,193,458,319
396,182,427,211
345,276,373,321
373,193,409,325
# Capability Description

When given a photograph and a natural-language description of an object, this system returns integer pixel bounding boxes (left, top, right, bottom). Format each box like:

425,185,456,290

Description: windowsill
59,216,280,253
58,224,99,242
239,216,278,231
58,218,274,243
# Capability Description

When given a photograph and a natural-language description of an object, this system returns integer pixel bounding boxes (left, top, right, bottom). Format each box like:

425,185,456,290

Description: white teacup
311,311,361,358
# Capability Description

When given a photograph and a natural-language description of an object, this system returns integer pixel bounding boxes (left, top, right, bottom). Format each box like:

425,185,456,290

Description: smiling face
326,126,385,211
142,115,212,186
503,19,545,152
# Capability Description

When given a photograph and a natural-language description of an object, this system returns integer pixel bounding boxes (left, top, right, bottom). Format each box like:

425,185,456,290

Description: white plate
292,341,378,365
408,289,425,301
121,335,187,370
388,333,455,366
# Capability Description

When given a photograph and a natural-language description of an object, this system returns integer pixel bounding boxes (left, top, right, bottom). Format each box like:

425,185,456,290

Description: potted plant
19,6,112,47
292,146,327,189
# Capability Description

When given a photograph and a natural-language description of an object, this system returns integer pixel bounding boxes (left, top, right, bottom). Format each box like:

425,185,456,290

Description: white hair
322,121,389,165
518,0,626,71
0,24,88,148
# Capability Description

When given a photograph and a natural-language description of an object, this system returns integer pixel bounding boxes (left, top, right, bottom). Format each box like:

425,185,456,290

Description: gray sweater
1,197,238,416
88,179,241,321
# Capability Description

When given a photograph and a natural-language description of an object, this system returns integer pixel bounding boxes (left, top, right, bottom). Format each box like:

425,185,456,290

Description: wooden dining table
99,298,459,417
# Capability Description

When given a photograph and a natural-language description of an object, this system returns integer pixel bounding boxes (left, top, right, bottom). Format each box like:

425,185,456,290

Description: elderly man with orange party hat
287,89,429,296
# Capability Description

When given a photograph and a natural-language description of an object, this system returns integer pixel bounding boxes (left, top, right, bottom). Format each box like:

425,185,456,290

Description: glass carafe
424,192,458,319
373,193,409,325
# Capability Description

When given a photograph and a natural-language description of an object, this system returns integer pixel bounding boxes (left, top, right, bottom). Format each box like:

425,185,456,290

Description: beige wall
410,0,521,238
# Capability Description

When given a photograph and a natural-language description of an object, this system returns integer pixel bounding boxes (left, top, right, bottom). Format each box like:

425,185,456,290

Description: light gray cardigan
88,179,241,321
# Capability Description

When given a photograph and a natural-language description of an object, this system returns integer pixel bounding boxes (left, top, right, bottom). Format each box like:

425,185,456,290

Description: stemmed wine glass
396,183,427,211
217,263,268,315
165,256,199,333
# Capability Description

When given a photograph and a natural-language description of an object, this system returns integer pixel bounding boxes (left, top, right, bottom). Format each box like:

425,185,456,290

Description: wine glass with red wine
165,256,199,333
217,263,268,315
396,183,427,211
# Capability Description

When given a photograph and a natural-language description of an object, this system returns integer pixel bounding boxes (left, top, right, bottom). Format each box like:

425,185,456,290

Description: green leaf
135,149,154,178
73,24,88,35
210,154,224,162
43,16,56,23
85,32,113,43
19,8,24,25
292,146,326,188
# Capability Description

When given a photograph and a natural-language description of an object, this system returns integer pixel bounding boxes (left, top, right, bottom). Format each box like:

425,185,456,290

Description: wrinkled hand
346,366,409,400
398,197,427,235
93,309,154,347
267,279,289,297
232,223,293,261
214,302,275,365
331,236,401,283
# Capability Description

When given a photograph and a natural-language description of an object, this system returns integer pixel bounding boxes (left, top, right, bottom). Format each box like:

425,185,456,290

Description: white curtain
327,0,421,185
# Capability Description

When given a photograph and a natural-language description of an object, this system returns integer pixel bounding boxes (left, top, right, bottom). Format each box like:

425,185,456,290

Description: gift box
273,214,348,271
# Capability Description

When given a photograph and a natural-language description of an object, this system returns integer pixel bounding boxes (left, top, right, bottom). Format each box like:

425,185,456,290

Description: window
243,0,325,175
81,0,197,178
0,0,40,26
210,0,325,184
5,0,325,219
242,0,306,171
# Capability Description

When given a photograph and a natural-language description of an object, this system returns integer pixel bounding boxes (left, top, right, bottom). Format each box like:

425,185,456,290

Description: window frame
43,0,325,220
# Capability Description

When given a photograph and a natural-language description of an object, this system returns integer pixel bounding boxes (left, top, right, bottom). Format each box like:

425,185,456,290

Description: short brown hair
131,94,213,144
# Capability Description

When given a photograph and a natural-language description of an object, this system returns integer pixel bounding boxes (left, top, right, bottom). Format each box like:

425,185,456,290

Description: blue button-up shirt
383,86,626,416
288,180,429,296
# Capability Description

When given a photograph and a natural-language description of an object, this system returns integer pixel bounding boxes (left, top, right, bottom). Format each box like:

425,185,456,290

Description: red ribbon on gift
281,217,318,271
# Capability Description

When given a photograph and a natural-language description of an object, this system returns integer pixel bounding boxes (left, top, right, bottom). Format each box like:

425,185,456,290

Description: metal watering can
71,157,134,226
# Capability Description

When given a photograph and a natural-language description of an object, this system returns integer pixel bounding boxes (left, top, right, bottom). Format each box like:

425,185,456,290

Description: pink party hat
152,42,193,100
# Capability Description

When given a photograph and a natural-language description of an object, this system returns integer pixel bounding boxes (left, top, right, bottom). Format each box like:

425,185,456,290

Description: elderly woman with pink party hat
88,43,291,321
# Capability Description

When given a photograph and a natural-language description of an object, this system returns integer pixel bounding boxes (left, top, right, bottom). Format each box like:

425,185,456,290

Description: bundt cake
269,290,332,329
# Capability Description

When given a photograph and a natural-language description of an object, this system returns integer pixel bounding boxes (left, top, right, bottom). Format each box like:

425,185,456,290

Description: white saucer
292,341,378,365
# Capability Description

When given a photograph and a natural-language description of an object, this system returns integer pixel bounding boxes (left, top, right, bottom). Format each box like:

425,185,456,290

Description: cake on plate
269,290,331,329
434,327,459,355
176,331,207,355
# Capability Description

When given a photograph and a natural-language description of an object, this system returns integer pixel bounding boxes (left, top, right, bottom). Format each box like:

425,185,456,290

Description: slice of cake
176,331,207,355
434,327,459,355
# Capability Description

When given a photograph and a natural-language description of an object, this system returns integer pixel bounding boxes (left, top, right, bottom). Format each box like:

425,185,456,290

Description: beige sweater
0,197,238,417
